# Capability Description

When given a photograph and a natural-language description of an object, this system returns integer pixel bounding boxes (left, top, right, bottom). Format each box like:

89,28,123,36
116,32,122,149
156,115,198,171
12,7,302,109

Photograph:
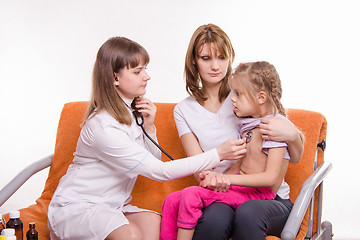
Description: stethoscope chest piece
244,131,253,143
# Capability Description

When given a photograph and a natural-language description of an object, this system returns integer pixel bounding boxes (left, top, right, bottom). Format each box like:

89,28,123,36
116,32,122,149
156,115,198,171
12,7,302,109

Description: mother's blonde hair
83,36,149,125
185,23,235,104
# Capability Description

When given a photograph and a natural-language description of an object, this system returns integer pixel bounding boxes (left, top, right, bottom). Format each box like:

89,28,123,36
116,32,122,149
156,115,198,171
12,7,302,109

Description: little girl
160,61,302,240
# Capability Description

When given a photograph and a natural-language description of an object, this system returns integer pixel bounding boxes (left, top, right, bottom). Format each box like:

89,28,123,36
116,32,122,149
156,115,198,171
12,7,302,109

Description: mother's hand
259,116,298,142
199,171,231,192
259,116,304,163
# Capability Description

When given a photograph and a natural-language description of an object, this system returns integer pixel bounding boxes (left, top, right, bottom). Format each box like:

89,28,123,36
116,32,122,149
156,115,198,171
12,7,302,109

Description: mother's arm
179,132,207,182
259,117,304,163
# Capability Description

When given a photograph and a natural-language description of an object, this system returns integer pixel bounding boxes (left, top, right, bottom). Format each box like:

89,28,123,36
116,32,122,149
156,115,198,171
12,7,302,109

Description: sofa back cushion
40,101,88,201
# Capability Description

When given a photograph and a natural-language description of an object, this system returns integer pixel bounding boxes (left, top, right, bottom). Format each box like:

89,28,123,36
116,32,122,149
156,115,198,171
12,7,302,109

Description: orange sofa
1,101,332,240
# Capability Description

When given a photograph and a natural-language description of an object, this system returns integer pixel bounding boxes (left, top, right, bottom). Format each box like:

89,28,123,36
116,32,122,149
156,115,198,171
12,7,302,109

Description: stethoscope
132,108,174,161
132,106,254,161
132,107,253,161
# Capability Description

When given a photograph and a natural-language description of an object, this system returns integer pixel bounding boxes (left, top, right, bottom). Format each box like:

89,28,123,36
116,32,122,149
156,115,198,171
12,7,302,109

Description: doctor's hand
199,171,230,192
216,139,246,161
135,96,157,134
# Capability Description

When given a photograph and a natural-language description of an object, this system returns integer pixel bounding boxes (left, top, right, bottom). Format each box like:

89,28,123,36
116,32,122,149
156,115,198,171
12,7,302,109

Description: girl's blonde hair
83,36,149,125
185,23,235,104
233,61,286,116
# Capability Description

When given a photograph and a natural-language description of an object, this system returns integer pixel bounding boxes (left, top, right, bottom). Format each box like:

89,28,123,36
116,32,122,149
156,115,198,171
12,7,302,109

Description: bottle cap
8,211,20,219
1,228,15,235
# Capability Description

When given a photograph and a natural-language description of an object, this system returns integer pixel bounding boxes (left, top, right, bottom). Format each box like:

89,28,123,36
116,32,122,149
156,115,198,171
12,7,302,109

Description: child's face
195,43,229,86
114,60,150,99
231,76,258,118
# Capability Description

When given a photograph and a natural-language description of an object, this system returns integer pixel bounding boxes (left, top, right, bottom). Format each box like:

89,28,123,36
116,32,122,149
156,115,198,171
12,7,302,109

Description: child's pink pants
160,185,275,240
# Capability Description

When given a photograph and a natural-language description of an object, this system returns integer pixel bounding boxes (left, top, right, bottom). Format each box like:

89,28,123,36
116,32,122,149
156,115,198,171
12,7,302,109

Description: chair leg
321,221,333,240
310,221,333,240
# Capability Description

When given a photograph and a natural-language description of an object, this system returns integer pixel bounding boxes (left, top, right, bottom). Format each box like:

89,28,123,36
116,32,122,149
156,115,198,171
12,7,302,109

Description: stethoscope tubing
133,111,174,161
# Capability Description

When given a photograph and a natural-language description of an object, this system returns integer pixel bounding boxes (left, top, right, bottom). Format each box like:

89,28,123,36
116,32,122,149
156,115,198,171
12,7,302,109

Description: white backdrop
1,0,359,239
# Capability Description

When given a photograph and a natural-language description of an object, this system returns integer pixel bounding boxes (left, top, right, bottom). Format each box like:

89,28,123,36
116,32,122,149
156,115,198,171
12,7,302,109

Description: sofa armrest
281,161,333,240
0,154,53,207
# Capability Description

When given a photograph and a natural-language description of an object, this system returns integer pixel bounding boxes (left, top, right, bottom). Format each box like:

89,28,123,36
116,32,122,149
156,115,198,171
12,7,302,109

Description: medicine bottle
0,214,5,232
1,228,16,239
6,211,23,240
25,223,38,240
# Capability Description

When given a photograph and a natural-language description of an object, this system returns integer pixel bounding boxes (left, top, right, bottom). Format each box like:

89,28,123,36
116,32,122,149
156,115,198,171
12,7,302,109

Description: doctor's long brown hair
83,36,149,126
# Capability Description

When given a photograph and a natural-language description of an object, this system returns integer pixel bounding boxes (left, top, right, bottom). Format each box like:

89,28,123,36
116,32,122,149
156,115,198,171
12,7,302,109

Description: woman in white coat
47,36,245,240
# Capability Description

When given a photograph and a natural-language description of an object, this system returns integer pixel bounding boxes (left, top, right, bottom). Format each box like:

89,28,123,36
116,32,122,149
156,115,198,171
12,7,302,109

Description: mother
173,23,304,239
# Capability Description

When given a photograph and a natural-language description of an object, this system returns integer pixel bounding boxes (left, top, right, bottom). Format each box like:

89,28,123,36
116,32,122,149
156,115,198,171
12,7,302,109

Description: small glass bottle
0,214,5,232
1,228,16,240
6,211,22,240
25,223,37,240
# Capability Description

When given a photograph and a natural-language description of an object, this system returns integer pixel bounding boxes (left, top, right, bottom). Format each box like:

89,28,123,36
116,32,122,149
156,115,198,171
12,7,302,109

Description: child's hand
135,96,157,133
198,170,212,181
200,172,230,192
